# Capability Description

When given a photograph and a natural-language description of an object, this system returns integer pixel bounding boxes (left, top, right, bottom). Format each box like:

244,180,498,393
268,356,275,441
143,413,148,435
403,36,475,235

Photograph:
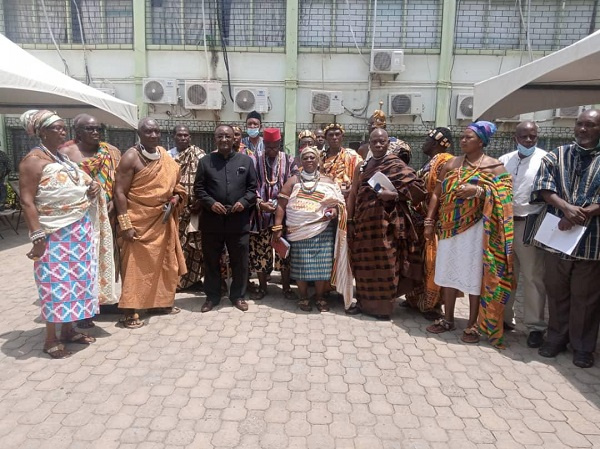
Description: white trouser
504,219,547,331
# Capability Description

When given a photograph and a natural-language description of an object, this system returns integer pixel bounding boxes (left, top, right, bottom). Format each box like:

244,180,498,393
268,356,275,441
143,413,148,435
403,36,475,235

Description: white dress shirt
499,147,546,217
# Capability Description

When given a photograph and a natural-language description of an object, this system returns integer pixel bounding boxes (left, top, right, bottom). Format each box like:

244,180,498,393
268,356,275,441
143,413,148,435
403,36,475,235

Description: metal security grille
146,0,286,47
298,0,442,49
455,0,600,51
3,0,134,45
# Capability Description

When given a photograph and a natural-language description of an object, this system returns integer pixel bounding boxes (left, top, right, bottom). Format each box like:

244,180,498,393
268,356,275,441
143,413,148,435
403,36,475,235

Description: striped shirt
531,143,600,260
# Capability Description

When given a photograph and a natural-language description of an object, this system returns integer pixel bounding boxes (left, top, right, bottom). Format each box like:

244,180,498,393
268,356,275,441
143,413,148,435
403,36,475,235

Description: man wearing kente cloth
168,125,206,291
321,123,363,198
114,118,187,328
60,114,119,326
424,121,513,348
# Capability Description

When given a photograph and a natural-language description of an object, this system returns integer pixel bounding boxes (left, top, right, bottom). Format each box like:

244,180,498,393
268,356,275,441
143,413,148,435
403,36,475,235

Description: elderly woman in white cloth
271,145,354,313
19,110,112,358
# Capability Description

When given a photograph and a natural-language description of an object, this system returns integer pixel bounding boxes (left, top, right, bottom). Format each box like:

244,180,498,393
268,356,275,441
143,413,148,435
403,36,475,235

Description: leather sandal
43,343,71,359
315,298,330,313
298,297,312,312
426,318,456,334
461,325,481,344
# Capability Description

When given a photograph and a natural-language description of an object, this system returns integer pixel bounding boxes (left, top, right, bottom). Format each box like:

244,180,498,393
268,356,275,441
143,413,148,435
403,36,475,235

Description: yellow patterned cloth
321,147,363,188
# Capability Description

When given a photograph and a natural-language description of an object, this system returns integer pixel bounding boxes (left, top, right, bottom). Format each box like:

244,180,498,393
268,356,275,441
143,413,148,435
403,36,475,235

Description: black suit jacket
194,151,257,233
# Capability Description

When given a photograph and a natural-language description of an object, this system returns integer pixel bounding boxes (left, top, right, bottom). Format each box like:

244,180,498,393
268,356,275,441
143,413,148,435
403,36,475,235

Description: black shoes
538,342,567,358
573,351,595,368
526,331,545,348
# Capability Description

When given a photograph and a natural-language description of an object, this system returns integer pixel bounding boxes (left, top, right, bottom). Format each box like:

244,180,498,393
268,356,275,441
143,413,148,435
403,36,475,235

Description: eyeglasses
83,126,101,132
48,125,66,132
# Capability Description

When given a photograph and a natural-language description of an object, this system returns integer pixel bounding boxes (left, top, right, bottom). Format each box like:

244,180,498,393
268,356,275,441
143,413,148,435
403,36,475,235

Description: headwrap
427,127,453,148
323,123,345,136
371,109,386,128
263,128,281,143
388,139,412,165
467,121,497,147
246,110,262,123
300,145,320,159
298,130,316,141
20,109,62,136
232,125,242,133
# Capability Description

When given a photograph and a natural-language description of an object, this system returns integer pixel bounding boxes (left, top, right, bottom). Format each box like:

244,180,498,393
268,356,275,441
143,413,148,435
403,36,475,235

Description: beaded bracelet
271,225,283,232
117,214,134,231
29,229,45,243
278,193,290,200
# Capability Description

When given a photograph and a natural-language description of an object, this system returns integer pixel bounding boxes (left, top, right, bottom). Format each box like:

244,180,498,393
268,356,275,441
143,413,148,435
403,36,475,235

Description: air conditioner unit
496,112,535,123
142,78,178,104
456,94,474,120
96,87,116,97
184,81,222,110
310,90,343,115
554,106,587,119
233,87,269,113
388,93,422,115
370,49,405,74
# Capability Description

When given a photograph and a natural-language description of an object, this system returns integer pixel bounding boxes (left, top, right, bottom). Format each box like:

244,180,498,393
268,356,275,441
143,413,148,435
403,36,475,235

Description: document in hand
533,213,586,255
271,237,291,259
368,171,397,193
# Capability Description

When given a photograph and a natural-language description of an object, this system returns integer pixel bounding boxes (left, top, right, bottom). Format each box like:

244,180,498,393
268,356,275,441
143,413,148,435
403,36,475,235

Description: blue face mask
517,143,535,157
247,128,260,138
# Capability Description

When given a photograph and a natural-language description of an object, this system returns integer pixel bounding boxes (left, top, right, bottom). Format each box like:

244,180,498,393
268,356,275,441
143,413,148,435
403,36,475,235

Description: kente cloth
290,223,335,281
77,142,122,202
438,167,514,347
405,152,454,312
321,147,363,189
172,145,206,288
35,213,98,323
253,151,298,231
350,154,426,317
285,179,353,308
531,143,600,260
118,147,188,309
249,227,290,273
237,142,254,157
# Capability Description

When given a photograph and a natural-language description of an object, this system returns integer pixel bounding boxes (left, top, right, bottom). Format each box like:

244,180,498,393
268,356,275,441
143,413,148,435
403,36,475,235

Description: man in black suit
194,124,257,312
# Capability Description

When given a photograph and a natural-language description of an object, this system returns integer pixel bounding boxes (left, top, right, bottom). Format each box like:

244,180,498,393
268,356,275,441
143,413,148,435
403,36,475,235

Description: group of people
17,106,600,369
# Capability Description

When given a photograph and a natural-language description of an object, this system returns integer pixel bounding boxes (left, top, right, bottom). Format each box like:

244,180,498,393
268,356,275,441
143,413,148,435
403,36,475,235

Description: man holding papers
531,109,600,368
499,121,547,348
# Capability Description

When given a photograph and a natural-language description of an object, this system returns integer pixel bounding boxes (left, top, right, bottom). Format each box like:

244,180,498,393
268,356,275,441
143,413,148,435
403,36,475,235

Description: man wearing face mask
498,121,547,349
242,110,264,155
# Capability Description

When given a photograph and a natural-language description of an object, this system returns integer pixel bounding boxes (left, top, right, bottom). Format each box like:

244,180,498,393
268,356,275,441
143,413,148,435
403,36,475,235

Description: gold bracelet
271,225,283,231
117,214,133,231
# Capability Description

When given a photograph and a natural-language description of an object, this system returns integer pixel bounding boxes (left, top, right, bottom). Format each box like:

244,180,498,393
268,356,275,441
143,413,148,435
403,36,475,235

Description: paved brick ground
1,226,600,449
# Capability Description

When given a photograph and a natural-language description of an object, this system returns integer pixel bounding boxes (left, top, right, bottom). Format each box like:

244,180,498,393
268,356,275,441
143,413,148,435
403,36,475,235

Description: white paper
368,171,397,193
533,213,587,255
186,213,200,233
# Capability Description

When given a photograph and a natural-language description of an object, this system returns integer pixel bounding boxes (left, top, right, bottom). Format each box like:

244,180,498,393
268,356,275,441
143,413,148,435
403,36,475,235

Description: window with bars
3,0,134,45
455,0,600,51
298,0,442,50
146,0,286,47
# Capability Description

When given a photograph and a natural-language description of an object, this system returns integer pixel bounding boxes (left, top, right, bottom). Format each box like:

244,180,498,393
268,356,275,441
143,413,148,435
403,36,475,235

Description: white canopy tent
0,34,137,128
473,30,600,120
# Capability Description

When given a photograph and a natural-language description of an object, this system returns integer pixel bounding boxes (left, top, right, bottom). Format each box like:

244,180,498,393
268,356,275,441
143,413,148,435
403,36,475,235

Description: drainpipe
434,0,457,127
133,0,148,119
284,0,299,155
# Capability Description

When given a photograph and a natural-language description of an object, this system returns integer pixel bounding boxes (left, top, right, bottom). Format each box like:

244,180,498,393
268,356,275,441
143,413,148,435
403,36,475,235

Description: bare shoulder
60,141,79,158
118,147,142,171
482,156,506,175
19,149,49,177
444,156,462,170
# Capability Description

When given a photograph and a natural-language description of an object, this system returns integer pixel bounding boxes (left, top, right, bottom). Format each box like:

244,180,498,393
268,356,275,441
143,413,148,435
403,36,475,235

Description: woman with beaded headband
19,109,105,358
272,146,354,313
424,121,513,348
321,123,363,197
404,127,454,319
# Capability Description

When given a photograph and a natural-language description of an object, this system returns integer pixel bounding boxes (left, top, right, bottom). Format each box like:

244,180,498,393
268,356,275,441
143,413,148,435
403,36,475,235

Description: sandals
461,325,481,344
426,318,456,334
315,298,330,313
148,306,181,315
297,297,312,312
250,288,267,300
43,343,71,359
283,289,298,301
119,313,144,329
76,318,95,329
62,331,96,345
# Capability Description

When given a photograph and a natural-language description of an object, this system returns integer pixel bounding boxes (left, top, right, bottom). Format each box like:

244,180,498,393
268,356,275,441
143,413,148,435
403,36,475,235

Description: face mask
517,143,535,157
247,128,260,138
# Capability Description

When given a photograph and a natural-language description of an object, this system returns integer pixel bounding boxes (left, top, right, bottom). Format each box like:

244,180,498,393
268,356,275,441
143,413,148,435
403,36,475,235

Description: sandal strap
464,326,480,335
434,318,454,330
44,343,65,353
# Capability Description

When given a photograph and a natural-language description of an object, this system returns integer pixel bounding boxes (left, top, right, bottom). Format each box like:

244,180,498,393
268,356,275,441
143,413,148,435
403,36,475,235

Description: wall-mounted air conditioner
310,90,343,115
370,49,405,74
233,87,269,113
456,94,474,120
184,81,222,110
142,78,178,104
388,93,422,115
554,106,588,119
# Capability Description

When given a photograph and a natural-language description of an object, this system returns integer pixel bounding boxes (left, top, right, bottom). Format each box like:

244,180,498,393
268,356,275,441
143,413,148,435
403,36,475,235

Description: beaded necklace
263,152,281,187
299,170,320,194
39,144,81,184
457,153,484,180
